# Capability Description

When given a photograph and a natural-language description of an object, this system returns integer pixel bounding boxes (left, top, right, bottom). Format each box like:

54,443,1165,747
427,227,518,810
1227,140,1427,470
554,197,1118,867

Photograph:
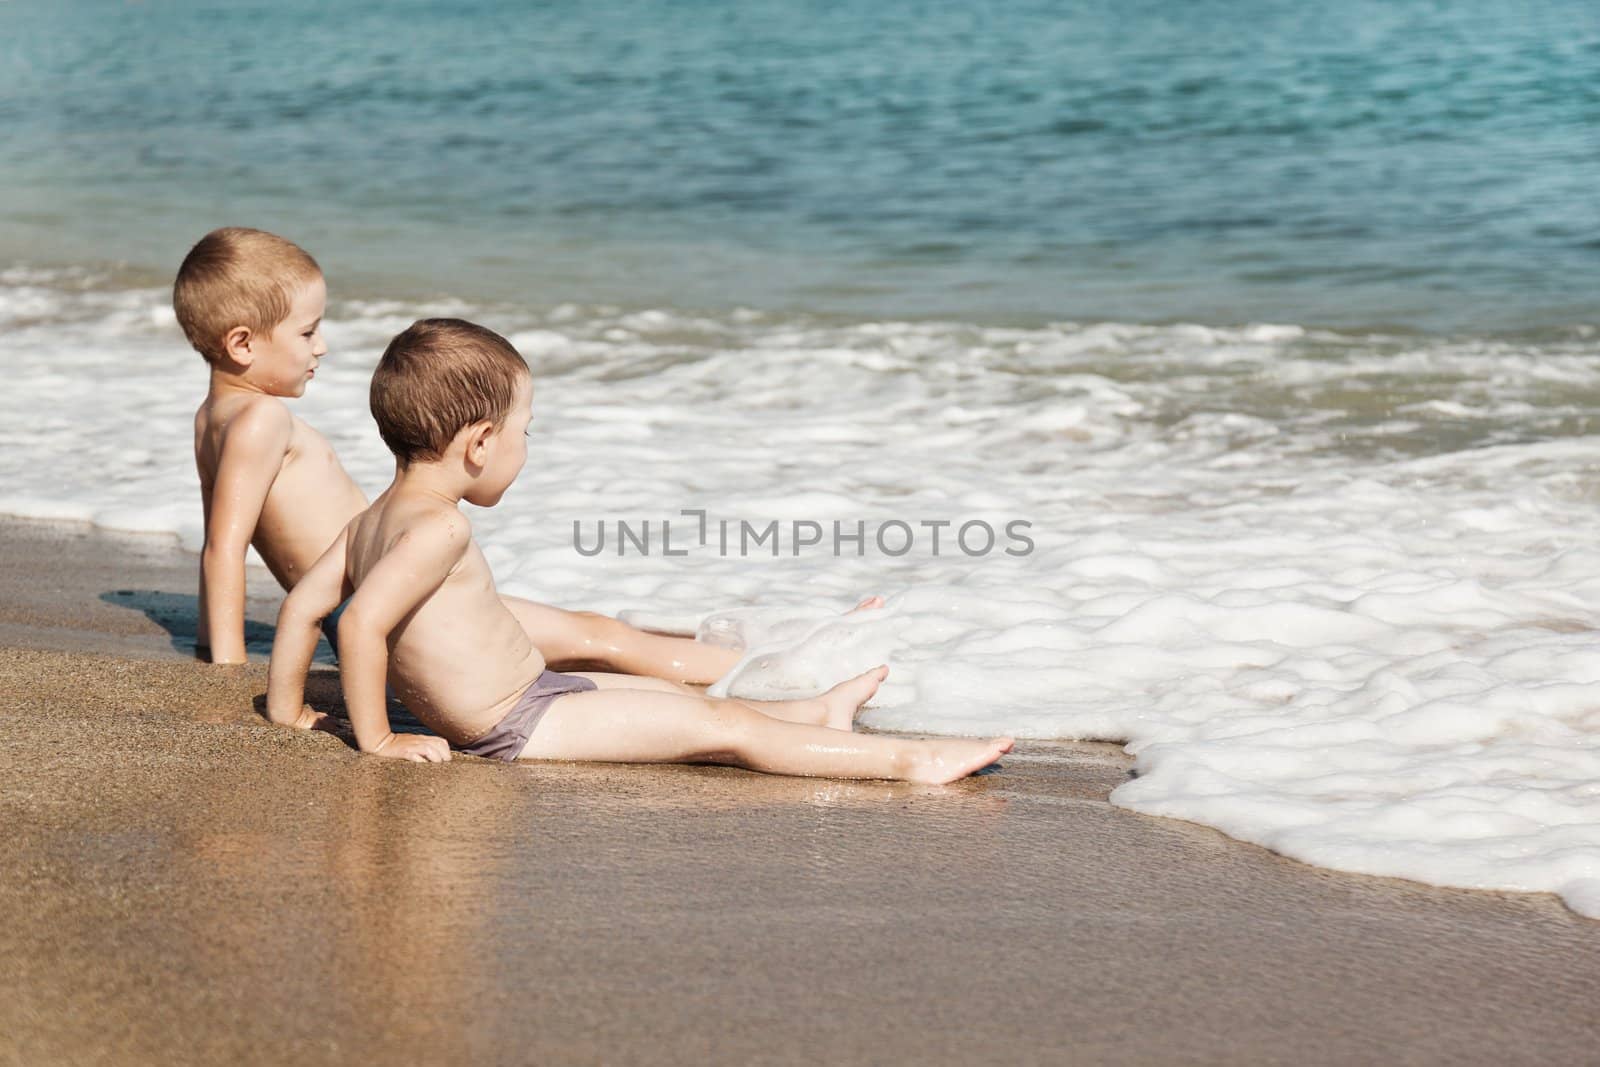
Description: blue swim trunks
320,598,350,660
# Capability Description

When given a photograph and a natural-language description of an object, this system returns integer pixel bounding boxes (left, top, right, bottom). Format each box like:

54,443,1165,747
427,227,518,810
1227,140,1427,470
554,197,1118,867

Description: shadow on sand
99,589,335,664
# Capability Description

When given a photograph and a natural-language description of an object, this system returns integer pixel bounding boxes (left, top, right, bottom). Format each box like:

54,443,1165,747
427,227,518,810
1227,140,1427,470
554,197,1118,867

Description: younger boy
176,227,813,679
266,318,1013,780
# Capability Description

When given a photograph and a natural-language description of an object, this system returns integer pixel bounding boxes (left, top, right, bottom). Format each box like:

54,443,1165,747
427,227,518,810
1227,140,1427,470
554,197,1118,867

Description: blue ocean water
1,0,1597,330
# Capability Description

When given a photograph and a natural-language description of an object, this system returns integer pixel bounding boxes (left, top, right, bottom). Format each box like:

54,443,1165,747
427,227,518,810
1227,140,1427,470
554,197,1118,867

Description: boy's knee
573,610,631,648
573,609,614,632
695,700,758,761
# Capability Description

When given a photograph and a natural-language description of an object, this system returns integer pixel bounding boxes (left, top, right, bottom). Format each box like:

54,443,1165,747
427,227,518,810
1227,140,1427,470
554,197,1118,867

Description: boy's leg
503,595,887,687
575,668,870,729
502,597,738,685
519,668,1013,783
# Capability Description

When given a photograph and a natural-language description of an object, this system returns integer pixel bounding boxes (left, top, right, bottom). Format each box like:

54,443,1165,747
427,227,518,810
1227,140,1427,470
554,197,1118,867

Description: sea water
2,0,1598,330
3,1,1600,917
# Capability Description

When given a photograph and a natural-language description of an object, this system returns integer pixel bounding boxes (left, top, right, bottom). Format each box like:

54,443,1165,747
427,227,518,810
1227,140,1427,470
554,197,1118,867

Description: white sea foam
4,269,1600,918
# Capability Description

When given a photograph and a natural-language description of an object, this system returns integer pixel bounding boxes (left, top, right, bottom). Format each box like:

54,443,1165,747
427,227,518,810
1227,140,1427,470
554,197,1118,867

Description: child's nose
313,334,328,357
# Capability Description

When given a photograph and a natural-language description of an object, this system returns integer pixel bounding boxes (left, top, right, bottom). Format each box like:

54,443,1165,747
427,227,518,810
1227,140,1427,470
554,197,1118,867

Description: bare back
194,393,369,589
344,491,548,745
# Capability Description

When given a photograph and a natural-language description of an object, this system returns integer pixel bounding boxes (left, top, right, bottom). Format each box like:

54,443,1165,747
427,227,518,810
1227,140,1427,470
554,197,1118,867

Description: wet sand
1,516,1596,1065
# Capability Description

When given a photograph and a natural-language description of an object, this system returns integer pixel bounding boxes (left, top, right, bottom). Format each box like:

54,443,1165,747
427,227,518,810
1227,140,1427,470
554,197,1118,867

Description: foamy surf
4,268,1600,917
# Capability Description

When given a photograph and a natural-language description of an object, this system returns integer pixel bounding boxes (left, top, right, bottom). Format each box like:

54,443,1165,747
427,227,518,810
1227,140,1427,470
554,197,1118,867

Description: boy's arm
196,556,210,654
200,401,293,664
265,527,351,731
338,512,464,763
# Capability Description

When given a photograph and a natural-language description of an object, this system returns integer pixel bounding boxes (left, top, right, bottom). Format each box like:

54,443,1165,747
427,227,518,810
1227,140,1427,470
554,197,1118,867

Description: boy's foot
847,595,886,614
903,737,1016,784
819,664,889,730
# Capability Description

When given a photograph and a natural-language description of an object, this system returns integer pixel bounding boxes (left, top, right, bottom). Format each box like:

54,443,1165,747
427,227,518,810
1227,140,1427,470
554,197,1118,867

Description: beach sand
0,516,1596,1065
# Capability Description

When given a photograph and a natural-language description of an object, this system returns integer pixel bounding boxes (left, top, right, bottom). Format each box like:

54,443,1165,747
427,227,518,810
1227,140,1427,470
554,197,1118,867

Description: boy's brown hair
173,227,322,365
371,318,530,467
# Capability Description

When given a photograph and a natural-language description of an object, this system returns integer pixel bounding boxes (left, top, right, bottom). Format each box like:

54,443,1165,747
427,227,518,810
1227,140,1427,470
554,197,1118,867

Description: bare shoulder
219,394,293,448
350,501,473,592
362,497,472,562
399,502,473,554
414,505,476,578
195,395,295,489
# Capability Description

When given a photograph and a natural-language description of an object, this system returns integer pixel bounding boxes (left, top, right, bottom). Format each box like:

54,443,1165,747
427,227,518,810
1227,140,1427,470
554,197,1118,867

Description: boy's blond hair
370,318,530,467
173,227,322,365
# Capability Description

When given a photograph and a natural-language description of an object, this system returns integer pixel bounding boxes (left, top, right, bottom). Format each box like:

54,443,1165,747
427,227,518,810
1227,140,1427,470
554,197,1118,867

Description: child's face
466,374,534,507
249,275,327,397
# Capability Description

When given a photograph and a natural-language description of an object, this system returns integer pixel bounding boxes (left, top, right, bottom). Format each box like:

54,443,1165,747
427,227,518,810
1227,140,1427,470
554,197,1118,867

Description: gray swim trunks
458,669,598,762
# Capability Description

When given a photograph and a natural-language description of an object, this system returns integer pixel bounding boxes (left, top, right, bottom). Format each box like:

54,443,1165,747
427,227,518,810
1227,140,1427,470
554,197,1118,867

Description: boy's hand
371,733,452,762
266,702,335,731
290,705,333,732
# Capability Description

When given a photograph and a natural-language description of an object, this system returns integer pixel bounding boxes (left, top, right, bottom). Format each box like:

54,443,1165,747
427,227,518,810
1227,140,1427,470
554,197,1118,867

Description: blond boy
175,227,800,680
266,319,1012,780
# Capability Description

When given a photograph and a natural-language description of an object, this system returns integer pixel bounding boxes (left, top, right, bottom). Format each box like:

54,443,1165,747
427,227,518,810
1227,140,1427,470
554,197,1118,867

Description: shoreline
6,256,1596,341
1,514,1597,1064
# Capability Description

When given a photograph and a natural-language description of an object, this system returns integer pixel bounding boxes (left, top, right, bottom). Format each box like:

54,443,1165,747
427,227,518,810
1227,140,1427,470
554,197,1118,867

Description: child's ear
464,420,496,466
222,325,254,367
